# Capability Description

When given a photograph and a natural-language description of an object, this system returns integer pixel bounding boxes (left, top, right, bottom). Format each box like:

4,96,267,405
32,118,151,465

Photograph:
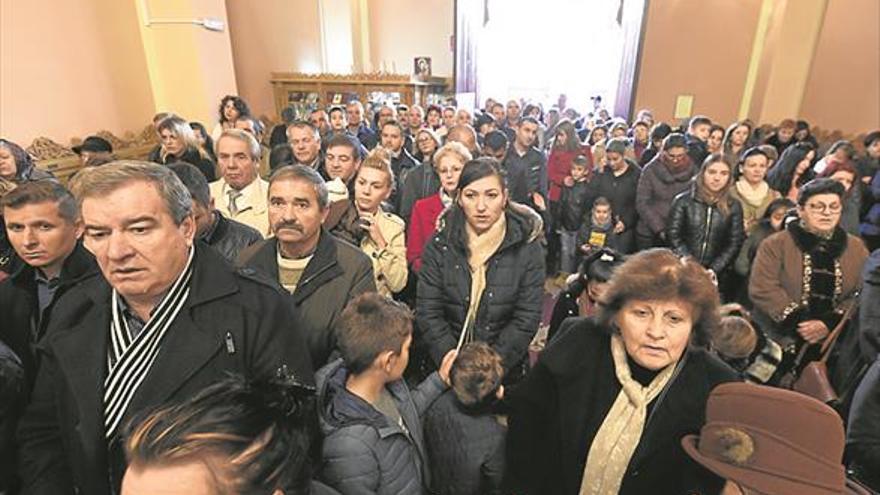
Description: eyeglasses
805,202,842,214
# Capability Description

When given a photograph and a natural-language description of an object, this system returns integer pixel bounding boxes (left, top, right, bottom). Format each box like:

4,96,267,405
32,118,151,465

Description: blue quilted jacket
316,359,446,495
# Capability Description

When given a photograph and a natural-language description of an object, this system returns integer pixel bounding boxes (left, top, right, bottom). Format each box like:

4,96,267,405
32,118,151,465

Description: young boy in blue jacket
316,293,456,495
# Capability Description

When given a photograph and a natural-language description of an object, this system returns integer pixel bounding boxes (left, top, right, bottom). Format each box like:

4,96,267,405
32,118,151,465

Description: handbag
792,304,857,404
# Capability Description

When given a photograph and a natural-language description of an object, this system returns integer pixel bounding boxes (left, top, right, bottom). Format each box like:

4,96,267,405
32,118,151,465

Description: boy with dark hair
122,373,318,494
576,196,621,254
686,115,712,166
557,155,594,273
316,293,456,495
424,342,506,495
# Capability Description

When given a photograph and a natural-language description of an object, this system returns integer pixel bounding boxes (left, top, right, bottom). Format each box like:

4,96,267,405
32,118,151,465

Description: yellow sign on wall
674,94,694,119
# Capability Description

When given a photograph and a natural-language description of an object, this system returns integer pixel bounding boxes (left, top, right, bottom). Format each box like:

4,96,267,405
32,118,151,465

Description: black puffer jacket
666,187,745,273
416,203,545,375
558,180,592,232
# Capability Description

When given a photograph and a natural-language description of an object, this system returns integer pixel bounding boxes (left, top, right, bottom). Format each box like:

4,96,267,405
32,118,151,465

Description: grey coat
317,359,446,495
635,155,697,237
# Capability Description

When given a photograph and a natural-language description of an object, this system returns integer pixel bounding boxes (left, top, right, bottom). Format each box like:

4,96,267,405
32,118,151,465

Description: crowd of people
0,91,879,495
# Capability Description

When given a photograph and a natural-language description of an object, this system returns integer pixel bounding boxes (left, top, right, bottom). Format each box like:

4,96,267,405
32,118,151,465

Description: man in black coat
0,181,99,391
170,162,262,263
16,162,313,495
380,120,419,213
0,339,24,494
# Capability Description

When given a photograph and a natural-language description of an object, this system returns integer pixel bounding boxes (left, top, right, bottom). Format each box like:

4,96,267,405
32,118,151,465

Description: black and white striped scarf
103,247,195,440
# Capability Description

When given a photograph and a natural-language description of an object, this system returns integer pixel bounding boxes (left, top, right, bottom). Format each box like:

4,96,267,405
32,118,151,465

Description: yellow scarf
579,334,676,495
457,213,507,350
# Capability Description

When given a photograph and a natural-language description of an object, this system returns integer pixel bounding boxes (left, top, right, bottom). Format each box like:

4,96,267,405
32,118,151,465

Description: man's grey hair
68,160,193,224
268,165,329,210
216,128,262,161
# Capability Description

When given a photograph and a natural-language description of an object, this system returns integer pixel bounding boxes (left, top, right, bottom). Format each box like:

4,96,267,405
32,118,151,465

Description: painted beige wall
368,0,453,76
139,0,238,127
0,0,155,145
751,0,827,125
800,0,880,135
226,0,322,118
633,0,763,126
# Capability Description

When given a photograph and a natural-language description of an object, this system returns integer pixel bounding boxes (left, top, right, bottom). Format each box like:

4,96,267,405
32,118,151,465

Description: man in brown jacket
238,165,376,368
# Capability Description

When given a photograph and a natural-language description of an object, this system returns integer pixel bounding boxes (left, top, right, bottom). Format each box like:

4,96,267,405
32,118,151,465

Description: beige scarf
457,213,507,350
579,334,676,495
735,179,770,208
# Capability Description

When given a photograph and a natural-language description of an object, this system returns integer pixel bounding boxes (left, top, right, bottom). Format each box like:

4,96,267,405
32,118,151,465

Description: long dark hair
722,121,752,154
218,95,251,124
441,157,508,251
551,119,582,153
766,142,815,193
189,122,216,161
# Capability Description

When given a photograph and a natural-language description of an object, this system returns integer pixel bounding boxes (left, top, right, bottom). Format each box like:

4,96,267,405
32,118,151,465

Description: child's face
769,207,788,231
777,127,795,143
587,280,609,303
571,164,588,181
593,204,611,225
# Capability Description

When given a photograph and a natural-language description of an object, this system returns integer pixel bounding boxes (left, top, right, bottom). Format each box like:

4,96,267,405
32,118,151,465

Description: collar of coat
78,244,241,310
435,200,544,255
242,229,343,303
787,220,848,259
9,241,99,291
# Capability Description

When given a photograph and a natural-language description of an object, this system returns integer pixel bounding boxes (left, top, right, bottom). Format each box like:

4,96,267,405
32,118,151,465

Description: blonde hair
432,141,473,170
157,116,208,161
359,148,395,187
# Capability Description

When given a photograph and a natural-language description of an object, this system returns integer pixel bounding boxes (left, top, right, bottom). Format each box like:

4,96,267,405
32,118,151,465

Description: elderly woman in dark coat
505,249,739,495
417,157,545,381
0,139,55,184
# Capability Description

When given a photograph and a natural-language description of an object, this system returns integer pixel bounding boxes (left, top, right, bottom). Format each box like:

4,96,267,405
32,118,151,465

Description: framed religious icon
414,57,431,80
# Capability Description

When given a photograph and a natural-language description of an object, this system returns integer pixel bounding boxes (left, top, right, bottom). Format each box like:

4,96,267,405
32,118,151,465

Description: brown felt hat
682,382,849,495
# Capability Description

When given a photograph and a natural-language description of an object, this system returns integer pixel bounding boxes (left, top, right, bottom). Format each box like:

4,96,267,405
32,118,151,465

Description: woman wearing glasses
749,178,868,354
635,133,698,250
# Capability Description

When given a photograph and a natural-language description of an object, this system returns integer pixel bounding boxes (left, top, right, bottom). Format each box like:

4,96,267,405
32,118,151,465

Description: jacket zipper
297,261,335,289
699,205,712,263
